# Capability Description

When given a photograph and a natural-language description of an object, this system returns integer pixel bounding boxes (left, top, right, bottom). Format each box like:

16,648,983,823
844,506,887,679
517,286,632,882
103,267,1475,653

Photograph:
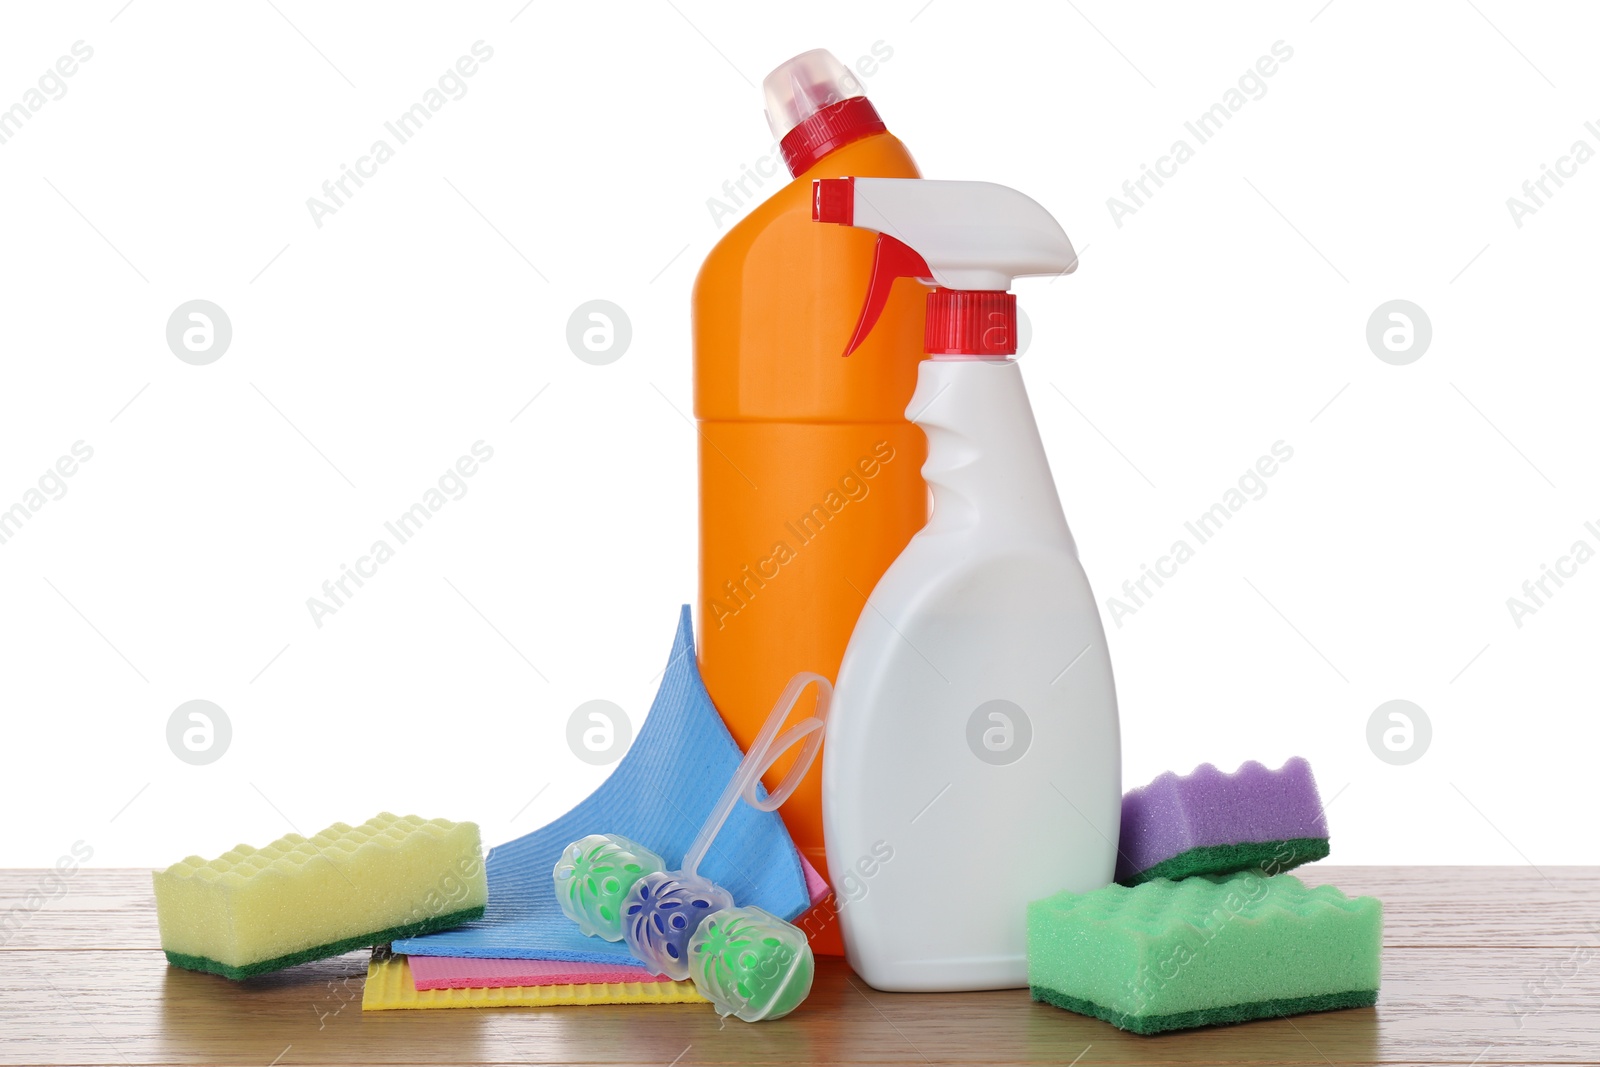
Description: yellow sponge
362,950,706,1010
154,812,487,979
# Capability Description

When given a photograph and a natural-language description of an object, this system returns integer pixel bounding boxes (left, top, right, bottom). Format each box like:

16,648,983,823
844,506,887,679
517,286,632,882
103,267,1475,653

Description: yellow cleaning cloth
362,951,706,1010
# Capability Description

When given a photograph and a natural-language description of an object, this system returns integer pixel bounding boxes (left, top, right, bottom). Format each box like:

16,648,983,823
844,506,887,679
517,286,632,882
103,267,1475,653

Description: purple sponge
1115,758,1329,885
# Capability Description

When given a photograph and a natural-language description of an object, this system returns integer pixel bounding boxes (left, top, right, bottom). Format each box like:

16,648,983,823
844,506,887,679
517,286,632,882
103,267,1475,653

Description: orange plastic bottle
692,50,928,952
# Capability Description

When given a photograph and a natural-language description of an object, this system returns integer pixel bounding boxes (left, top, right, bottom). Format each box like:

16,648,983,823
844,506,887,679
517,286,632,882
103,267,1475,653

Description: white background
1,1,1595,871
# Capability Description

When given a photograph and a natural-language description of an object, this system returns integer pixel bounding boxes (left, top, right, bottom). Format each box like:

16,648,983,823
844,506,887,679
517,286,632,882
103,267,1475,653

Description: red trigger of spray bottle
816,175,1062,360
813,177,932,357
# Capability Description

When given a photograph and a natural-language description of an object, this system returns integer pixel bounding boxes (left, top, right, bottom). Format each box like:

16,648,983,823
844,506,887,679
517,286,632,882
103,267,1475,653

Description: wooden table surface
2,866,1597,1066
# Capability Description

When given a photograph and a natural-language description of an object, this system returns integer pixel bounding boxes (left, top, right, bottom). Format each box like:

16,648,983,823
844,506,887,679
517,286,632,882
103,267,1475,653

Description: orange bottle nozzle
814,178,932,356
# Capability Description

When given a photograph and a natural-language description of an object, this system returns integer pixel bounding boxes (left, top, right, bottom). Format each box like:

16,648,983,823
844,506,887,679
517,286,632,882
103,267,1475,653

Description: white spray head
813,178,1078,357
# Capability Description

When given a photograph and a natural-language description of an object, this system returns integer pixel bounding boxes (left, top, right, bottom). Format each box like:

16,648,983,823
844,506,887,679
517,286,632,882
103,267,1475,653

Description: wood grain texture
1,866,1597,1065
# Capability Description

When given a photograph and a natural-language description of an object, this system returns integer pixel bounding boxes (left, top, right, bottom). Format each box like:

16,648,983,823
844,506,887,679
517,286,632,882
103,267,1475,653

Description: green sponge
153,812,487,979
1028,871,1380,1035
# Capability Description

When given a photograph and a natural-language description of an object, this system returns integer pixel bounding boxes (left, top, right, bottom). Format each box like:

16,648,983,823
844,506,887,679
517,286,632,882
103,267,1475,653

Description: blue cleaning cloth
394,605,812,961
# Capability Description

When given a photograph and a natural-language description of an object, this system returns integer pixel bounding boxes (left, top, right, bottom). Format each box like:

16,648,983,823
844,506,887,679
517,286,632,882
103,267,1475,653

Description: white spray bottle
815,178,1120,992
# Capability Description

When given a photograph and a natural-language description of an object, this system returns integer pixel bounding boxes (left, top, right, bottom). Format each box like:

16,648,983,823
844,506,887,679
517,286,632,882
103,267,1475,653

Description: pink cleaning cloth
800,853,829,905
407,955,672,990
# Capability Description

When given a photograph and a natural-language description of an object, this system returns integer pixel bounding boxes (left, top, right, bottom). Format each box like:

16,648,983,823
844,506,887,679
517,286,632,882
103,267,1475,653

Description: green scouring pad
1028,871,1381,1035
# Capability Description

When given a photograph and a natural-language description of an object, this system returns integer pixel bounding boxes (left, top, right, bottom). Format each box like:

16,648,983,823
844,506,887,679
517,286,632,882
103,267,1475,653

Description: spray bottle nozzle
813,177,1077,359
814,179,932,356
812,177,857,225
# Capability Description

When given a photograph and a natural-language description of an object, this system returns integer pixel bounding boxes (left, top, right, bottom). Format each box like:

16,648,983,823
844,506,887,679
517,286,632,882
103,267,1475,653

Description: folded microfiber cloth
1115,758,1329,885
393,606,812,963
